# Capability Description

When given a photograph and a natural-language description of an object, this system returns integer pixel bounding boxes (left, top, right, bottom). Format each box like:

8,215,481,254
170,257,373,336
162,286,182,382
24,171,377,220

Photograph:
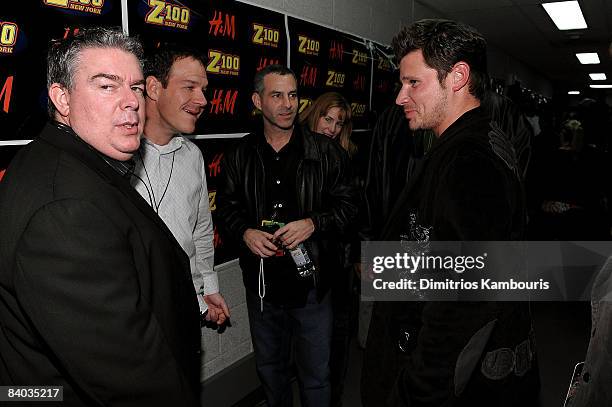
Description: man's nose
396,86,409,106
194,88,207,107
123,86,140,110
282,94,291,108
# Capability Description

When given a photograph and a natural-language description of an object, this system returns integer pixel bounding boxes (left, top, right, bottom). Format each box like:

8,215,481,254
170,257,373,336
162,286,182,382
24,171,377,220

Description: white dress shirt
132,135,217,313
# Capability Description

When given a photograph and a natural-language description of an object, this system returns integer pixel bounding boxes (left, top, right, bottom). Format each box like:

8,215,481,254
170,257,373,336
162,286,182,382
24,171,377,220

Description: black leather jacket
216,125,358,301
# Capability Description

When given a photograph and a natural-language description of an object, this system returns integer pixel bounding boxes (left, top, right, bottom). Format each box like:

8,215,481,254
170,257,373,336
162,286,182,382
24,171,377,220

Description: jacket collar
38,122,184,253
429,106,488,154
41,121,134,180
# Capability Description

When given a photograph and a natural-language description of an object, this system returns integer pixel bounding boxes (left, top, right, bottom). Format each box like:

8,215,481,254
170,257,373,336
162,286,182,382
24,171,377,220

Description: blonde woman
300,91,356,157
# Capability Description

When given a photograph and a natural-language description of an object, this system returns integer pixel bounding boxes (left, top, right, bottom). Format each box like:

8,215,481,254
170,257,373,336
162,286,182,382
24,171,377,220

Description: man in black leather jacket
368,20,540,406
216,65,357,407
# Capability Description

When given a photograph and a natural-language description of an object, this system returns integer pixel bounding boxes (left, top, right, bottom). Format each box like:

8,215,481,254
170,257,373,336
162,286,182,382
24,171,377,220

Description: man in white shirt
132,43,229,324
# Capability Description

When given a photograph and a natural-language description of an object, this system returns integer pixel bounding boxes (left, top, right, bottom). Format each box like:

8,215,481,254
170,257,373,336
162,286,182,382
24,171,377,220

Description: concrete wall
201,259,252,380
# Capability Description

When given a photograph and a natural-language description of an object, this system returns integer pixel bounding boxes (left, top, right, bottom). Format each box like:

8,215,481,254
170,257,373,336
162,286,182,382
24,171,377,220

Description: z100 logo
207,50,240,76
146,0,190,30
377,55,393,72
298,98,312,114
298,35,319,56
208,191,217,211
0,22,18,54
252,24,279,48
351,102,366,116
352,49,368,66
326,70,345,88
44,0,104,15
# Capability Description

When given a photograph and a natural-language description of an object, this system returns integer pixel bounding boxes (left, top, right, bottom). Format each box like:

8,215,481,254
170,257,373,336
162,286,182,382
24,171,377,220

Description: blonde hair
299,92,356,156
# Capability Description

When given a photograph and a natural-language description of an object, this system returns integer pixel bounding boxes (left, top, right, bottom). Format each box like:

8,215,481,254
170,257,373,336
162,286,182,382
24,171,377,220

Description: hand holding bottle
243,228,279,257
272,218,315,249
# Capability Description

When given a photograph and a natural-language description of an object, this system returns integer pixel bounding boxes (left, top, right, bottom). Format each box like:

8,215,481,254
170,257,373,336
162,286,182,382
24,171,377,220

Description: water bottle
270,203,316,278
289,243,316,278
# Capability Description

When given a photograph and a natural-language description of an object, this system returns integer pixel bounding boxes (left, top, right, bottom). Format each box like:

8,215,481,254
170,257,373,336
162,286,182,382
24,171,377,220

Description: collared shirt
260,130,301,223
131,135,217,313
258,130,313,306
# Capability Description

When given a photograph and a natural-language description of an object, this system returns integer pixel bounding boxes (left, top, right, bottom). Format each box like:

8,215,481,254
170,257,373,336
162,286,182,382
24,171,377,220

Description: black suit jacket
0,123,201,406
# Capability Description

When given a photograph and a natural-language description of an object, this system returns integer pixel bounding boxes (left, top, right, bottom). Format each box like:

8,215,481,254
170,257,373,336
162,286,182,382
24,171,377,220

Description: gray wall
201,259,252,380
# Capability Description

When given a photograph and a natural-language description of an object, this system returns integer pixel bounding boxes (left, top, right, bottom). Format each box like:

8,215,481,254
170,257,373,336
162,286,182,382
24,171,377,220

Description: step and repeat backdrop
0,0,397,264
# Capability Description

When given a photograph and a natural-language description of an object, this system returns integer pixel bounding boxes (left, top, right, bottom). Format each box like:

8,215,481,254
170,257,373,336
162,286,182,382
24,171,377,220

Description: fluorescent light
590,84,612,89
589,73,607,80
576,53,600,64
542,1,587,30
568,91,580,95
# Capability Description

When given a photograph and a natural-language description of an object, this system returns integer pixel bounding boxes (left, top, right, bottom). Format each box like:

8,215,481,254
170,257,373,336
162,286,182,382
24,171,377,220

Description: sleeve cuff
202,273,219,296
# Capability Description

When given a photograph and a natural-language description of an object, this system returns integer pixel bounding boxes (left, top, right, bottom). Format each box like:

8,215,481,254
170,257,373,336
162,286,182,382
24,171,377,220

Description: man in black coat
364,20,540,406
0,27,201,406
216,65,357,407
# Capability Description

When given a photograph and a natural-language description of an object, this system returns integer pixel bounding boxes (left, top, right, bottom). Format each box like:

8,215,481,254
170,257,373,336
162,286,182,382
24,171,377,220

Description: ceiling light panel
542,1,587,30
576,53,600,64
589,73,607,80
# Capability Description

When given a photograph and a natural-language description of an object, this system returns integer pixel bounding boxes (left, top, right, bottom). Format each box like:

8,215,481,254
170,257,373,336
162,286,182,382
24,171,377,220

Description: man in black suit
0,27,201,406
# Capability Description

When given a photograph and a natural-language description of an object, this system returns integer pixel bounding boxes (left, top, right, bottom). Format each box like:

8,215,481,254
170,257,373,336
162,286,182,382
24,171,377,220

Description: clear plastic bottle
270,203,316,278
289,243,316,278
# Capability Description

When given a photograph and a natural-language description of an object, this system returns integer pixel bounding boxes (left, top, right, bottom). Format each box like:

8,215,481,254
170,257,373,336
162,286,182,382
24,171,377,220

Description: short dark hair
47,26,143,117
144,43,207,87
253,64,297,94
392,19,489,101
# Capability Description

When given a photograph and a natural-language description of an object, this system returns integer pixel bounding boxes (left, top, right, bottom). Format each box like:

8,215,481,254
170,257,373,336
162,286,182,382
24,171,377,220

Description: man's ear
48,83,70,118
251,92,262,110
451,62,470,92
146,76,162,101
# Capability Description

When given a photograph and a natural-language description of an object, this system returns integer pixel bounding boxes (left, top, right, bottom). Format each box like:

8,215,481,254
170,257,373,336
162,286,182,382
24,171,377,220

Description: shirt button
275,156,280,161
276,179,281,184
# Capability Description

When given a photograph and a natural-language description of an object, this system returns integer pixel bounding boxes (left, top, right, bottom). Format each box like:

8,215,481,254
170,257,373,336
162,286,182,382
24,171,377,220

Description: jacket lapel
38,123,187,260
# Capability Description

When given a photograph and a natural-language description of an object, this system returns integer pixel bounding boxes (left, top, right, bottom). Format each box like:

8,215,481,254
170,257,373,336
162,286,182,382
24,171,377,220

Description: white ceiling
417,0,612,94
